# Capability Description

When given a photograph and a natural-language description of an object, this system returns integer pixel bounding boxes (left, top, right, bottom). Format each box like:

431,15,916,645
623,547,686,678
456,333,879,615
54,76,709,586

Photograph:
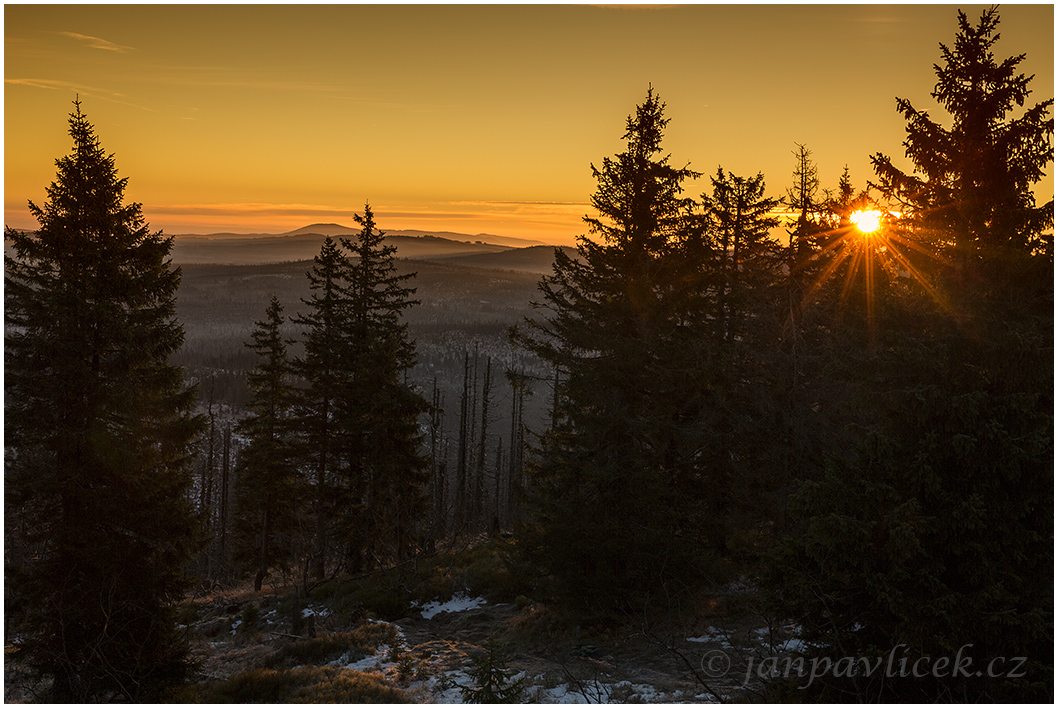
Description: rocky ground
6,562,802,703
162,581,793,703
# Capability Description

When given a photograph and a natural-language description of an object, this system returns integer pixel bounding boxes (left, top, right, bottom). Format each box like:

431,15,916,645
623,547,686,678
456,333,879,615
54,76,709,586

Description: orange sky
5,4,1053,245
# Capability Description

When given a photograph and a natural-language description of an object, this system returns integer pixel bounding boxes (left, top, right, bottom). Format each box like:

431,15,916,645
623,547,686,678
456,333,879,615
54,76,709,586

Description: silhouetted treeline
511,8,1051,703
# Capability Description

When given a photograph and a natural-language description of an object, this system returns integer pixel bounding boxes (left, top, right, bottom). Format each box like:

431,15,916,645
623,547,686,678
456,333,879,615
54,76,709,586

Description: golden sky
5,4,1053,245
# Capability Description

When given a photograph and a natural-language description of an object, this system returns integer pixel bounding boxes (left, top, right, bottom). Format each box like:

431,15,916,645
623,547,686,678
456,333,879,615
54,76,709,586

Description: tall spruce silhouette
5,101,202,701
233,296,300,591
291,236,351,578
871,5,1054,297
513,89,719,609
339,204,428,567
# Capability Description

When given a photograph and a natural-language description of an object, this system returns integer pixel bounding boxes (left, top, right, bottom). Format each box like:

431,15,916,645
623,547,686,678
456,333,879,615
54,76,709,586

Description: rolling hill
171,229,508,265
169,224,570,272
285,223,545,248
431,244,578,274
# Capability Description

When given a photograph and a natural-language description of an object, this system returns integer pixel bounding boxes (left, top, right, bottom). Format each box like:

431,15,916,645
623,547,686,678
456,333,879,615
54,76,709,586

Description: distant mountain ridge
168,223,571,272
429,245,578,274
239,222,547,248
282,222,357,236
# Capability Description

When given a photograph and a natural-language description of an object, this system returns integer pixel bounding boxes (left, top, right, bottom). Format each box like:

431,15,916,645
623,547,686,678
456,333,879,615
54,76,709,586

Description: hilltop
285,223,546,248
170,224,573,272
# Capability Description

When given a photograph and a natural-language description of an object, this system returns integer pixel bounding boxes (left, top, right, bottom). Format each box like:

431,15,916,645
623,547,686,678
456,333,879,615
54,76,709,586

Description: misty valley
173,235,559,543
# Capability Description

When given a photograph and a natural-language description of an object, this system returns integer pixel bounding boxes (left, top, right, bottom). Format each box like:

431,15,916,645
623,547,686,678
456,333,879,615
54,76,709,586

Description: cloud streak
146,202,355,217
58,31,135,53
5,77,156,112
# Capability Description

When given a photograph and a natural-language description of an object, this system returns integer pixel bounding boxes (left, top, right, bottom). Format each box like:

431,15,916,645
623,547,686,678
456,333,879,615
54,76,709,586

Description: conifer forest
5,7,1053,703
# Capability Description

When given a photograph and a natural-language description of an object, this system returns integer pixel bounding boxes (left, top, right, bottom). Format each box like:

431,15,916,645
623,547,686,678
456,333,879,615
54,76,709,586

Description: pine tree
782,145,827,323
512,89,714,609
870,5,1053,299
460,637,524,703
339,204,428,566
291,236,352,578
233,296,300,591
702,167,781,343
764,9,1054,700
4,101,202,701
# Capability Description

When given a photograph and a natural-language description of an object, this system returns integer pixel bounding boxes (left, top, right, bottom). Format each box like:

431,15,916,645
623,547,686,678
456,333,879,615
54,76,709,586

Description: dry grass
266,624,397,668
177,665,410,703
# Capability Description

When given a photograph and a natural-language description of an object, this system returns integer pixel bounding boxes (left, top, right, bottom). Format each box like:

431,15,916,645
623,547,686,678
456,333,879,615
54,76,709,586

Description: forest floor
171,588,774,703
5,544,802,703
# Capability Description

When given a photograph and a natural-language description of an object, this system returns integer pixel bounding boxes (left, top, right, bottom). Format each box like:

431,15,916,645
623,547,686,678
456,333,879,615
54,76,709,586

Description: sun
851,209,883,233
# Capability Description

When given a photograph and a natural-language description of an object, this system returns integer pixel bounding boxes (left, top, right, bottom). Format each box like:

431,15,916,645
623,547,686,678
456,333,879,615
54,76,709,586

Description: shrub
174,602,199,626
267,623,397,668
311,576,413,621
239,602,259,630
417,537,540,604
460,637,524,703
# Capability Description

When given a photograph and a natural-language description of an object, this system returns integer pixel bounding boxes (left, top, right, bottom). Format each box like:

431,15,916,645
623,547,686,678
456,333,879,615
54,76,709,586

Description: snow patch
418,594,487,620
430,668,474,703
775,638,807,653
687,626,733,648
346,644,391,672
534,682,591,703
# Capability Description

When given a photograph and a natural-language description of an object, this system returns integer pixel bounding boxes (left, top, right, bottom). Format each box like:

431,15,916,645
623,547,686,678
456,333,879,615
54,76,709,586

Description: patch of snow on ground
687,627,733,648
775,638,807,653
533,682,591,703
324,616,715,704
519,679,685,704
418,594,487,620
343,623,408,673
429,668,473,703
345,644,392,673
631,683,661,701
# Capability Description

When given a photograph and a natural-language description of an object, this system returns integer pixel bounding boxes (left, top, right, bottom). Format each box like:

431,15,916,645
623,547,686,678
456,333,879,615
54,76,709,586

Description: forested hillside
5,7,1052,703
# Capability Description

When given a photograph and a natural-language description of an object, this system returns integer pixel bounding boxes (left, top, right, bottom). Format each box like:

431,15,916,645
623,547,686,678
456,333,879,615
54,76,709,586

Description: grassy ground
7,538,790,703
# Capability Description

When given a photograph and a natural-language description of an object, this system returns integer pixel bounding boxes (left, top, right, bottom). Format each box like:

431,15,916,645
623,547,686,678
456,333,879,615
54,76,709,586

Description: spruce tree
233,296,300,591
513,89,714,609
292,208,428,573
4,101,201,701
691,169,786,554
764,9,1053,700
702,167,781,343
871,5,1053,299
291,236,352,578
340,204,428,566
782,145,827,325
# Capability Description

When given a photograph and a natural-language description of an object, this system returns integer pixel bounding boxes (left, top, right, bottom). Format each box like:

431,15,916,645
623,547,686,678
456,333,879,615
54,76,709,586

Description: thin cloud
146,202,583,230
5,78,156,112
147,202,354,217
6,78,95,91
591,4,681,9
443,200,591,222
451,200,590,207
58,31,135,53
